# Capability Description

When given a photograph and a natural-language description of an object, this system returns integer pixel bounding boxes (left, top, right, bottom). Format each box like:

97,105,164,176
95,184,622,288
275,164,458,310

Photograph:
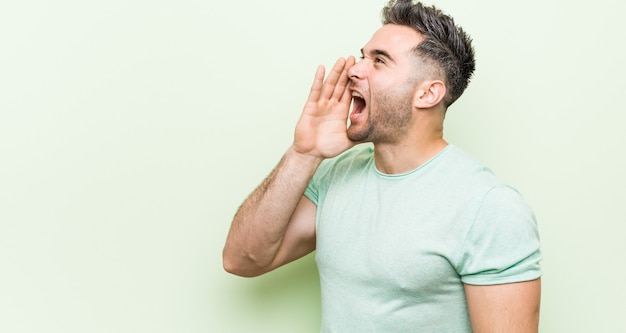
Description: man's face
347,24,424,143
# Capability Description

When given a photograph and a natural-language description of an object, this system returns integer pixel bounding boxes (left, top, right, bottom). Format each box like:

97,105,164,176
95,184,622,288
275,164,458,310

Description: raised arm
222,56,356,277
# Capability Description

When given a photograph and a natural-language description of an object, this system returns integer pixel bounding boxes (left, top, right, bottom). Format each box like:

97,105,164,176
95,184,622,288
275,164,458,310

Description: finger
306,65,325,104
320,57,346,100
332,55,356,102
345,55,356,72
339,81,353,106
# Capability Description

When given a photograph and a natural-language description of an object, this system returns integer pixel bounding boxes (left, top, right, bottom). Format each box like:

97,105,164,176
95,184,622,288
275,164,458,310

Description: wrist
285,145,325,169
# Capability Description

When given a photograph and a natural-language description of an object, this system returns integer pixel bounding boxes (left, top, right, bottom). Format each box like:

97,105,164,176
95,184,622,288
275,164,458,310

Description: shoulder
316,143,374,177
438,145,495,178
305,144,374,203
458,183,542,284
430,145,504,196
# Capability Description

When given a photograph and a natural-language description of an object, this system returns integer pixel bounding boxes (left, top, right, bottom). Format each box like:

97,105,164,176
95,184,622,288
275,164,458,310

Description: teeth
352,92,363,99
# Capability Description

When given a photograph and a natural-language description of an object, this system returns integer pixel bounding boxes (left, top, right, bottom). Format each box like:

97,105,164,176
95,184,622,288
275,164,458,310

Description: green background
1,0,624,331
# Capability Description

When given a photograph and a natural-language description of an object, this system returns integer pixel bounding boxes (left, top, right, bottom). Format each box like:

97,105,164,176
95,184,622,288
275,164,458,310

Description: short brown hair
382,0,476,107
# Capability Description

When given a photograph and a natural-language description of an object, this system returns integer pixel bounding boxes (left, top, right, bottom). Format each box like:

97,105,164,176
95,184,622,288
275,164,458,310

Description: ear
413,80,446,109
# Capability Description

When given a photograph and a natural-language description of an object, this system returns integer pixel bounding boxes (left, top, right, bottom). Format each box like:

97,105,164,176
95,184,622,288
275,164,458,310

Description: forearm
223,146,323,276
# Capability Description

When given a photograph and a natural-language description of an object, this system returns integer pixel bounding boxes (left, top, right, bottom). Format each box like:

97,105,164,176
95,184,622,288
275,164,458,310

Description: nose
348,58,365,81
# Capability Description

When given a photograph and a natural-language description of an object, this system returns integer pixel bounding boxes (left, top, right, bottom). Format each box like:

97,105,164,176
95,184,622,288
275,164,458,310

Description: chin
347,126,372,143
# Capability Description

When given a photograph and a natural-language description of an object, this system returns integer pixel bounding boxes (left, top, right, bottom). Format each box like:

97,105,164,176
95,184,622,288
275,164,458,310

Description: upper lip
350,86,365,100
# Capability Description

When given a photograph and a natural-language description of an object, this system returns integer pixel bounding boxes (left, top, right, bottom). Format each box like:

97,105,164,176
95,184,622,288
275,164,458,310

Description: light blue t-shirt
304,144,542,332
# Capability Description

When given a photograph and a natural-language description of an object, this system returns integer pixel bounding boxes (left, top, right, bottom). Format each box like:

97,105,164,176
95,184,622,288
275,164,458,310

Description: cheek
374,85,414,106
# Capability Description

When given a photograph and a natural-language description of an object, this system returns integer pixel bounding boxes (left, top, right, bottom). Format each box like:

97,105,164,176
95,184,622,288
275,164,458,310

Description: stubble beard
347,89,414,144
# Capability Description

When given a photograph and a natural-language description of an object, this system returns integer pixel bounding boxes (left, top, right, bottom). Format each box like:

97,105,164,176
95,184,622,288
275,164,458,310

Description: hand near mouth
293,56,357,160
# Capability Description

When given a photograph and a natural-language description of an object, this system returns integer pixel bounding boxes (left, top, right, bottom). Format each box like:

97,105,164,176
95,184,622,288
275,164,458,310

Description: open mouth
351,92,366,117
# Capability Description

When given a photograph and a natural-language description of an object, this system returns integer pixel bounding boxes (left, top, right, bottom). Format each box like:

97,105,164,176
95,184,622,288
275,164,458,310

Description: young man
223,1,542,331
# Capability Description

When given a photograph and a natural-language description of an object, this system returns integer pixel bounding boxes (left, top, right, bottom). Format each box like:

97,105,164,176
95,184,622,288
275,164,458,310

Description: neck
373,110,447,174
373,137,448,175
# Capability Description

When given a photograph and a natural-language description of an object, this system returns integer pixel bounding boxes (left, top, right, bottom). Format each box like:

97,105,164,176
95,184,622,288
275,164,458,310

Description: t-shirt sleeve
457,185,543,285
303,158,333,206
304,176,320,205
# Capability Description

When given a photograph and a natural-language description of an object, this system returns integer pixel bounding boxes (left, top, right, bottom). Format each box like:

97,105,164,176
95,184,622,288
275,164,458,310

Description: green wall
1,0,625,331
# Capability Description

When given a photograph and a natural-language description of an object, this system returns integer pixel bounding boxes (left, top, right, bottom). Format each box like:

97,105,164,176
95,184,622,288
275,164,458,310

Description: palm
294,57,356,158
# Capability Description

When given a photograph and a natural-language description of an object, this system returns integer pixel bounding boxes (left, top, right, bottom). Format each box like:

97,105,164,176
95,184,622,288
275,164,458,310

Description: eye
358,55,385,64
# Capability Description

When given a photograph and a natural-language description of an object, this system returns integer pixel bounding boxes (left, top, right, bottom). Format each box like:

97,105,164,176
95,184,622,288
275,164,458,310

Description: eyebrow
360,48,395,63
